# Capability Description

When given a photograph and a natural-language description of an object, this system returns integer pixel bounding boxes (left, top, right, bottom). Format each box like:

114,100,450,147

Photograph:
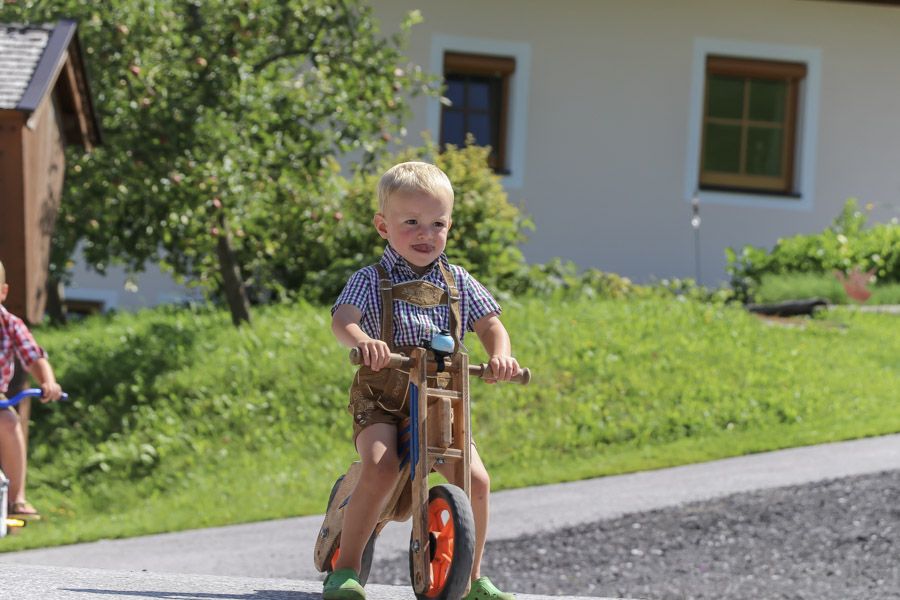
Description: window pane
703,123,742,173
468,81,491,111
441,110,466,146
746,126,783,176
468,113,492,146
445,79,465,108
748,80,786,122
707,76,744,119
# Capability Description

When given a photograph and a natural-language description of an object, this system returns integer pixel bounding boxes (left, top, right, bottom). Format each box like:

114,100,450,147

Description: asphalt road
1,434,898,599
0,563,604,600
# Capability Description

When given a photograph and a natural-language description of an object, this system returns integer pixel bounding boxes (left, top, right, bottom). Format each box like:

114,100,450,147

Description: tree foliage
2,0,433,313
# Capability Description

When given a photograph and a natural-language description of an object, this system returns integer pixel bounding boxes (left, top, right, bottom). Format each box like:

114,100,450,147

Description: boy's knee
373,452,401,478
471,467,490,497
0,409,21,434
362,451,401,485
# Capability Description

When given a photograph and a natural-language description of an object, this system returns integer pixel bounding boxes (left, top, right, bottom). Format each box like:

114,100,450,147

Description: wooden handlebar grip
471,364,532,385
349,348,410,369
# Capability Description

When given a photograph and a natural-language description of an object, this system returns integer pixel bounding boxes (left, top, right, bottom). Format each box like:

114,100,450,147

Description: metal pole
691,195,701,285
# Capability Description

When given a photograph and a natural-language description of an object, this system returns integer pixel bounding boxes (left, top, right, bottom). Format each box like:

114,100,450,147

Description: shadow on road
62,590,318,600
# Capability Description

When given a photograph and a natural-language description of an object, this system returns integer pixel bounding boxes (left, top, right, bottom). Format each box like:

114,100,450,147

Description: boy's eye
434,222,446,228
404,219,417,225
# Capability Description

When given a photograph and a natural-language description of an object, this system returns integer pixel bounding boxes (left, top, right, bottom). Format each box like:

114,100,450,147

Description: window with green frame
701,56,807,195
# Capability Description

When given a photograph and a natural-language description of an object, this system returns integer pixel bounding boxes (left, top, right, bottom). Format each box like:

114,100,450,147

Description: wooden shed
0,20,100,323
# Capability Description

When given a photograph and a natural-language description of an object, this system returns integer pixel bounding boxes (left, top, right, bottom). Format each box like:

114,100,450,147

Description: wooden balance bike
314,346,530,600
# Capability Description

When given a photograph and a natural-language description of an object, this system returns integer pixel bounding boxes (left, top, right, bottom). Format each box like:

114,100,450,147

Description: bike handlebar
349,348,532,385
0,388,69,410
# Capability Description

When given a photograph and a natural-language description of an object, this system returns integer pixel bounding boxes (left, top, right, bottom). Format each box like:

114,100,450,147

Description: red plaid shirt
0,304,46,394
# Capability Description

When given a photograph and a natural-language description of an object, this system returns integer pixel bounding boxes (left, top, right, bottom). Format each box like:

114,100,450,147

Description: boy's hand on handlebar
357,339,392,371
41,381,63,403
486,355,520,384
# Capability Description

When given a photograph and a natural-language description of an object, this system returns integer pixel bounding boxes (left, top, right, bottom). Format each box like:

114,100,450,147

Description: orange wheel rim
330,546,341,571
425,497,455,596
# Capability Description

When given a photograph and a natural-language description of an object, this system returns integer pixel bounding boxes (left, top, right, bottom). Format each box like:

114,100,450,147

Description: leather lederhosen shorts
348,346,451,444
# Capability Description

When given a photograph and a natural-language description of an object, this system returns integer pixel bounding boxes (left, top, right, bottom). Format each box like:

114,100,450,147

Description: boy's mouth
411,244,433,253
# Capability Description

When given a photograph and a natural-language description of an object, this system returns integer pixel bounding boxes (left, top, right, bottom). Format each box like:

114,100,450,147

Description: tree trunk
215,214,251,326
45,276,67,325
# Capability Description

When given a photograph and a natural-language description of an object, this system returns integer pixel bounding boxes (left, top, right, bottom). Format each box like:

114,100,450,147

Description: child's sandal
8,502,41,521
463,576,515,600
323,567,365,600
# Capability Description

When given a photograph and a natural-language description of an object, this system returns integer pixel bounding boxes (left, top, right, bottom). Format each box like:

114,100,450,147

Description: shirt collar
379,244,448,279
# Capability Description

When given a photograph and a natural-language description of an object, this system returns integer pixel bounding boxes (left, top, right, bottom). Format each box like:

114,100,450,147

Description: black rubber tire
324,474,377,585
327,475,344,510
409,484,476,600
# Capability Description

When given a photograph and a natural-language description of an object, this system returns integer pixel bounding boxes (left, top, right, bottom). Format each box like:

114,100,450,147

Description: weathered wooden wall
0,89,66,323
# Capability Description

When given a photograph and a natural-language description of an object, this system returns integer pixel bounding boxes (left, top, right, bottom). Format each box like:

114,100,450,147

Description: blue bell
430,329,455,354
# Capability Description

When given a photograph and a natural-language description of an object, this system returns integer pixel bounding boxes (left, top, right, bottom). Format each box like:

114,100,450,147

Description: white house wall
372,0,900,284
64,0,900,310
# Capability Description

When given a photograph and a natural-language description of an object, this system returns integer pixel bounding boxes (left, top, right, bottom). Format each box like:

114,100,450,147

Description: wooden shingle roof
0,19,100,148
0,24,52,109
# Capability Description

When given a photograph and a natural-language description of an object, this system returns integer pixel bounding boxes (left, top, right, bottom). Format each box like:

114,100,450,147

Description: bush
726,199,900,301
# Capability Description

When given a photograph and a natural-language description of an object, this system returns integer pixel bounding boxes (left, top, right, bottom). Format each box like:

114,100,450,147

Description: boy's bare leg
435,443,490,581
18,398,30,451
0,408,28,505
9,359,29,450
334,422,400,574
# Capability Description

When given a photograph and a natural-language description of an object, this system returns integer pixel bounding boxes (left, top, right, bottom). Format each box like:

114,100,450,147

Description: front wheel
409,484,475,600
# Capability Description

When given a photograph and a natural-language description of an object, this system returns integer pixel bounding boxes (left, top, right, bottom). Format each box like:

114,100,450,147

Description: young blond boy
0,260,63,519
327,162,520,600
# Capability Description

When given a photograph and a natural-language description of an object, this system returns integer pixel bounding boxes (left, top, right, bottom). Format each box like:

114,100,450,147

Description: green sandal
323,568,365,600
463,576,515,600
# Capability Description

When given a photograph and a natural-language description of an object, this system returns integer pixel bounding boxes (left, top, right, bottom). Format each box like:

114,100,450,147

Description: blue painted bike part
398,422,411,470
0,388,68,409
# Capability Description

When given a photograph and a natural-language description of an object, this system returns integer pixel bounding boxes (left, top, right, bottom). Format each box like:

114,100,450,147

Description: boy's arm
26,357,62,402
332,304,391,371
473,313,520,383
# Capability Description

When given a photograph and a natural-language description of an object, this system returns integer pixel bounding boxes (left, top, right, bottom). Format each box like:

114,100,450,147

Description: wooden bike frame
314,347,530,595
408,347,470,593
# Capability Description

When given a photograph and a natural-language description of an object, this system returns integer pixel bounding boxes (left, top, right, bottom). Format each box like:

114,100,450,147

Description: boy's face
374,191,453,274
0,283,6,304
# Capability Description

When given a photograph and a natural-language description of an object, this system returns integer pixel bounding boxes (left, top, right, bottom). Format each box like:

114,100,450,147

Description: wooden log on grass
746,298,828,317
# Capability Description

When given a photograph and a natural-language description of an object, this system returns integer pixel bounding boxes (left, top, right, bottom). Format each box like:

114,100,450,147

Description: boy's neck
408,261,433,276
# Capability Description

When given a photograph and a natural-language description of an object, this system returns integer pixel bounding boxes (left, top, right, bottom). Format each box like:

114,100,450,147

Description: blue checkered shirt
332,245,501,347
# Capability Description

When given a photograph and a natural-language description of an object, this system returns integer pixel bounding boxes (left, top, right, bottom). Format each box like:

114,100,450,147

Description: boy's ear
373,213,389,240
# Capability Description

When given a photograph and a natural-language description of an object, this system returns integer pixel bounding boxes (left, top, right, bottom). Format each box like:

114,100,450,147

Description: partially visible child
0,260,63,520
327,162,520,600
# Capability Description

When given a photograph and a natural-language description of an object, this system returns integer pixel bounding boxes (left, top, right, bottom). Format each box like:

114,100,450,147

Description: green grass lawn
4,296,899,550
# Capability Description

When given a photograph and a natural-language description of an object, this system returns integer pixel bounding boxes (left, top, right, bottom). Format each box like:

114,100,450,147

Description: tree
3,0,432,324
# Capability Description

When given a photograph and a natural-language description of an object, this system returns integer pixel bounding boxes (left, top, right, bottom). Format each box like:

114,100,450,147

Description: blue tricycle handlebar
0,388,68,409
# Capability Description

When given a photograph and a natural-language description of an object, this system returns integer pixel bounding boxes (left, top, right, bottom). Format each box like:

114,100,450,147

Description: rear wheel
324,475,377,585
409,484,475,600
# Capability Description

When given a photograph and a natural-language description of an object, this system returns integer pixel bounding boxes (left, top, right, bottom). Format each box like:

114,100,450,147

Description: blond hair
377,162,454,212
